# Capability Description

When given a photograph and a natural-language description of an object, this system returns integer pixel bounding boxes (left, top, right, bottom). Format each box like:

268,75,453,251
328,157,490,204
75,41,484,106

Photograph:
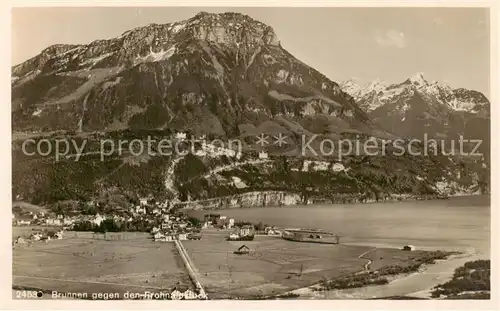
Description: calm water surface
203,195,490,255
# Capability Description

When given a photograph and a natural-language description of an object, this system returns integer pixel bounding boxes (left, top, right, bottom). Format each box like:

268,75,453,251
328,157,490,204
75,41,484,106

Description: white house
160,201,169,209
240,225,253,237
175,132,187,141
45,218,62,226
53,230,64,239
178,233,188,241
332,163,346,172
30,233,42,241
163,214,170,222
91,214,104,226
154,232,165,241
139,198,149,206
258,151,268,159
16,219,31,226
62,218,74,226
164,235,174,242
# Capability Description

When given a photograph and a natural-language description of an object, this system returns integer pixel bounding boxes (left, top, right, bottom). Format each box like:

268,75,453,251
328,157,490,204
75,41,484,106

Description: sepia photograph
7,2,496,307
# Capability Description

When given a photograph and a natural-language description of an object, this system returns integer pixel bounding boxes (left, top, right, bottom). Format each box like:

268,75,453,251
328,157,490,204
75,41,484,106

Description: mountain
340,73,489,114
11,12,489,211
12,11,375,138
340,73,490,158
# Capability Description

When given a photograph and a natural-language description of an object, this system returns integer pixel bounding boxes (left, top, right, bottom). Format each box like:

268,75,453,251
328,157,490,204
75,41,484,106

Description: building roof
238,245,250,251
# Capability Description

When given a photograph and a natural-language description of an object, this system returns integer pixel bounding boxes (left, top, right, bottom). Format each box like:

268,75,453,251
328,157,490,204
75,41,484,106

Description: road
174,239,207,299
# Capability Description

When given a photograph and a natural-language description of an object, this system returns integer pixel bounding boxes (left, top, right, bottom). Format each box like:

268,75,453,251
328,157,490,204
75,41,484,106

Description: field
13,231,191,298
182,229,438,299
13,226,458,300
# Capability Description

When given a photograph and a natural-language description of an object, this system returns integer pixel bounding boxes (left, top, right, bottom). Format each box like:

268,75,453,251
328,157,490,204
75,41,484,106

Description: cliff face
176,189,483,211
179,191,304,210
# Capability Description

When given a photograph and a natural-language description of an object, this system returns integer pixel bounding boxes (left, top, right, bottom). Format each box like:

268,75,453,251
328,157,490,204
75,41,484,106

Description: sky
11,7,490,96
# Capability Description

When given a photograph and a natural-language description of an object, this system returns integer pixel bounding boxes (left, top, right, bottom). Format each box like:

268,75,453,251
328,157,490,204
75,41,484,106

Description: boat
226,234,255,241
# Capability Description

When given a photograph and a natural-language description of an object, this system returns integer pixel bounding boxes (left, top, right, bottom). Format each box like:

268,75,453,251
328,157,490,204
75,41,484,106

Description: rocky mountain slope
11,12,489,211
340,73,490,159
12,11,376,138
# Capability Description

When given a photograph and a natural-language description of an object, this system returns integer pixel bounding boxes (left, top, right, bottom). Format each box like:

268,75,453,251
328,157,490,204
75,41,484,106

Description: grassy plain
13,227,456,300
13,232,191,298
182,229,437,299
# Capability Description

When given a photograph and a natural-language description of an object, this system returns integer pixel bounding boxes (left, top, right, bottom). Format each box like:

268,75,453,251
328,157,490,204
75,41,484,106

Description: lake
198,195,490,255
197,195,490,298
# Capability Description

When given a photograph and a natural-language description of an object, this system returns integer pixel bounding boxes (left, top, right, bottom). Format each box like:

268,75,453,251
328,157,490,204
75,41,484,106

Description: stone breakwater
176,191,444,210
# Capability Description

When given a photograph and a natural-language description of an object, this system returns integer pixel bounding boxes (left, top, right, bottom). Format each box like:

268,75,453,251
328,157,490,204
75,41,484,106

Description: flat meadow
13,231,191,298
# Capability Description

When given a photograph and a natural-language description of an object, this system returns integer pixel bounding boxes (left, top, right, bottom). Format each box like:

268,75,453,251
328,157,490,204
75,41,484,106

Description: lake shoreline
180,191,491,211
198,194,489,213
279,249,482,300
200,195,489,300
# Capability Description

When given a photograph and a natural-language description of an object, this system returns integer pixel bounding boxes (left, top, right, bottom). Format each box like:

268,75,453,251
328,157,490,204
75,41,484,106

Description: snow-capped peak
340,72,489,115
366,78,385,92
340,77,387,100
408,72,428,86
339,78,362,93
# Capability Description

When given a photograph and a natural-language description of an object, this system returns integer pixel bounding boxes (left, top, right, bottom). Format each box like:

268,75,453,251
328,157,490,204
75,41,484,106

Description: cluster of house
202,214,235,229
264,226,283,236
12,211,75,228
174,131,242,159
13,229,64,245
227,225,255,241
151,213,200,242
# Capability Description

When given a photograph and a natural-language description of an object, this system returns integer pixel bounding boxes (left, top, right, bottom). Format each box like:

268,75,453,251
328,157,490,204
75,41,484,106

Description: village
12,198,431,300
12,196,347,247
12,197,290,248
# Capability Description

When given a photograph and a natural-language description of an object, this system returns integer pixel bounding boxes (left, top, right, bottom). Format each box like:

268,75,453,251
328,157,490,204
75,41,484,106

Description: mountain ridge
340,73,489,114
12,11,377,138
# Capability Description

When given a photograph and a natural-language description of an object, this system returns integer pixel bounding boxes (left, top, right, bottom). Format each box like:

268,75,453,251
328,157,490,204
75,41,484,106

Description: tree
187,216,202,227
254,221,265,231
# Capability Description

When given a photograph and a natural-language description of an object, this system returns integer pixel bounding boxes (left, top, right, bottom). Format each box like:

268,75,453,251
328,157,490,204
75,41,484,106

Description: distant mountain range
341,73,489,114
340,73,490,158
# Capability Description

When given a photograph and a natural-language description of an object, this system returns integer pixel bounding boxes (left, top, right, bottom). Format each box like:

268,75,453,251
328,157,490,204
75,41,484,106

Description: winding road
357,248,376,271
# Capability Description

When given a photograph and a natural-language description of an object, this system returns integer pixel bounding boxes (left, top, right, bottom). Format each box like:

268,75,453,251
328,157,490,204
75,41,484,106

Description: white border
1,1,498,310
